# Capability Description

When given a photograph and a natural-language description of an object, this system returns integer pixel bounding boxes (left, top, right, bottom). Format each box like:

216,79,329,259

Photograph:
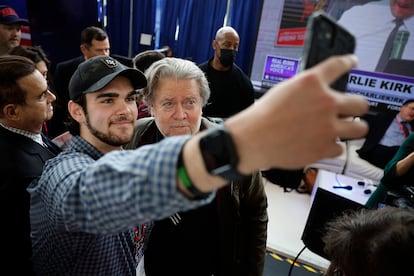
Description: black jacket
199,59,255,118
0,126,60,275
125,117,268,276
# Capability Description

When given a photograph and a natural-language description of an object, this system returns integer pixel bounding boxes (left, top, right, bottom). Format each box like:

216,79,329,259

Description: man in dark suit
50,27,132,138
0,55,61,275
50,26,113,138
357,99,414,169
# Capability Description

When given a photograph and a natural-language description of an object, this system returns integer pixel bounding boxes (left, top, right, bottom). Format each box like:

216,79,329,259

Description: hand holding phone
300,11,356,92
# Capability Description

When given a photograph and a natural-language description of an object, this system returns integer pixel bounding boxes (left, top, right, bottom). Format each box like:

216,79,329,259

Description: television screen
261,55,299,88
250,0,414,113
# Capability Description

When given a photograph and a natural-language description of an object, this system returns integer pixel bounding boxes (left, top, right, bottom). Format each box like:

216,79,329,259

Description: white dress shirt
338,0,414,71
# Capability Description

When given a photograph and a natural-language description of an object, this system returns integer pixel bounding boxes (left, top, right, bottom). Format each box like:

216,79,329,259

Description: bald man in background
199,26,255,119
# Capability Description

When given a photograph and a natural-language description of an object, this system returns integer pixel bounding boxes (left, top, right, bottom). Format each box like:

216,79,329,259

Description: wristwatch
199,126,244,180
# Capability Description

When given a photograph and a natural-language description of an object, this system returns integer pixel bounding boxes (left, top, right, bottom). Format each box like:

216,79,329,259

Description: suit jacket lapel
0,127,60,161
41,133,62,155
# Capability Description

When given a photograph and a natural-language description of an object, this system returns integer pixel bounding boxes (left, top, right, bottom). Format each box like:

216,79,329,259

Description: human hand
226,54,368,172
396,151,414,176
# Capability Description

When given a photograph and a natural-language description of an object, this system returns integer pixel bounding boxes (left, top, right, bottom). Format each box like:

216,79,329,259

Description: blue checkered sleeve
30,135,213,234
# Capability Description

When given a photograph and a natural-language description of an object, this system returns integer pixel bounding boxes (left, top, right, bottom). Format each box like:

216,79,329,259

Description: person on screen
338,0,414,72
357,98,414,169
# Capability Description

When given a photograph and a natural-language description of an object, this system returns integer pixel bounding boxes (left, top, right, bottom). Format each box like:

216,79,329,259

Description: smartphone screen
300,11,356,92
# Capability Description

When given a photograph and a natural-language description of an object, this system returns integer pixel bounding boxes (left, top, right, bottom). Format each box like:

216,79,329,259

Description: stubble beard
85,115,133,146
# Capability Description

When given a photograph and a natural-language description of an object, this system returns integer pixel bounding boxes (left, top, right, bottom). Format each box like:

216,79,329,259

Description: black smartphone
300,11,356,92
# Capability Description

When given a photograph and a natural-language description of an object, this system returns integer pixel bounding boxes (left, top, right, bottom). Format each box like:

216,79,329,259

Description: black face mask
219,49,237,67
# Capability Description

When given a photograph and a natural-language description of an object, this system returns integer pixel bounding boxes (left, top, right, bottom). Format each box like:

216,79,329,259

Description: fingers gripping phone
300,11,356,92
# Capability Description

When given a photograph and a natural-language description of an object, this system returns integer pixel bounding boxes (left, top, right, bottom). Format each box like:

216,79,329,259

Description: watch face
203,129,230,168
199,126,241,180
200,127,227,170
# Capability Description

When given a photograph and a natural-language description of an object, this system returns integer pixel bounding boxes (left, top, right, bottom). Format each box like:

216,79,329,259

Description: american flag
20,25,31,46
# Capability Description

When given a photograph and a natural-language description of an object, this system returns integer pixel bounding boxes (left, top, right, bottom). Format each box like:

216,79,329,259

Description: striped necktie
41,133,61,154
375,19,404,72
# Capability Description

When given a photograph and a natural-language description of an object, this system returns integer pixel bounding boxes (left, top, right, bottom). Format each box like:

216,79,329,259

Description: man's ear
2,104,20,121
68,100,85,123
212,40,217,51
80,44,87,57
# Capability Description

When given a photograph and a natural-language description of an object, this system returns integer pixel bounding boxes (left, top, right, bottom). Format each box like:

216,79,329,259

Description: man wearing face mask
199,26,255,119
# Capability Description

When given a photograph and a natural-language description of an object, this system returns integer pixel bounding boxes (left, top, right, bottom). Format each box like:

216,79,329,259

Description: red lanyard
43,122,48,137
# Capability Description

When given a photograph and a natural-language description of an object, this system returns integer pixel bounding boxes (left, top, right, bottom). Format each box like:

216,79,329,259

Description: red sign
276,27,306,46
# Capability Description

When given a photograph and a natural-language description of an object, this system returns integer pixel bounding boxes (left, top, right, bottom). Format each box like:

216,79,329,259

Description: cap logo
0,7,19,17
100,58,118,68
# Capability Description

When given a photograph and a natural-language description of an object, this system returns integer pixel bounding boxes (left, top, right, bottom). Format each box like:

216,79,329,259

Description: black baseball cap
69,56,147,100
0,5,29,25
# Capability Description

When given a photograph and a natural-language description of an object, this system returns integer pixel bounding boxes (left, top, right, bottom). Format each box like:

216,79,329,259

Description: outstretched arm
182,54,368,194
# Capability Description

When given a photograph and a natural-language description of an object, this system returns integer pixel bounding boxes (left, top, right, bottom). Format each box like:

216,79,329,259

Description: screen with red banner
251,0,414,113
275,0,318,46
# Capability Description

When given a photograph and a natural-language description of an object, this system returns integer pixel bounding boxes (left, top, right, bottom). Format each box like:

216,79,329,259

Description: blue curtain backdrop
228,0,263,74
157,0,185,55
2,0,28,17
106,0,156,57
105,0,262,75
159,0,226,64
131,0,156,55
106,0,131,55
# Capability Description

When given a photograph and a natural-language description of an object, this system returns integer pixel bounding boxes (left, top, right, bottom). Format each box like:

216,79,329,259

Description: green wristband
177,166,192,189
177,151,210,199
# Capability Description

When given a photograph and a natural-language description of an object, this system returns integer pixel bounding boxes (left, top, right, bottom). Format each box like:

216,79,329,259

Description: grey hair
141,57,210,107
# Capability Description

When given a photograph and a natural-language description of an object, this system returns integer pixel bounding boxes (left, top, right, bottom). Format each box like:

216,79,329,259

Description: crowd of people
2,3,414,276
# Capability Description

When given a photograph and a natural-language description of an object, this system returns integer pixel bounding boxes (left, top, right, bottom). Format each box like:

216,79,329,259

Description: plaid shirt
29,135,212,275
